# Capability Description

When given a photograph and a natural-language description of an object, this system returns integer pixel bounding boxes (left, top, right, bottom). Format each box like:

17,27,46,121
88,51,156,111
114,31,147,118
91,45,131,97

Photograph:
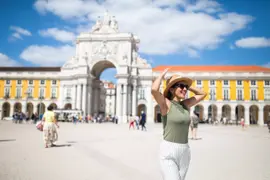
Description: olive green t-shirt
161,100,190,144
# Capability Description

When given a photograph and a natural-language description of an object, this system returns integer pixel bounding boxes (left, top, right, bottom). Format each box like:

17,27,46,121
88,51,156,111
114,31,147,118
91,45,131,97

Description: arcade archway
263,105,270,124
2,102,10,118
14,102,22,113
49,103,57,110
154,105,161,123
194,104,204,121
208,104,217,120
235,105,245,120
249,105,259,124
37,103,46,115
222,105,231,120
26,102,34,117
137,104,147,118
64,103,72,110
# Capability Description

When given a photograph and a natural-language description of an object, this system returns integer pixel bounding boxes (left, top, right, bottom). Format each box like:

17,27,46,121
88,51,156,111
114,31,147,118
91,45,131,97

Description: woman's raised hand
160,68,170,79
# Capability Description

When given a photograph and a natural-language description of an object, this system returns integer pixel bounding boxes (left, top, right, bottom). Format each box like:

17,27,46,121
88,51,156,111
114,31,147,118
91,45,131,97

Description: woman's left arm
183,87,207,108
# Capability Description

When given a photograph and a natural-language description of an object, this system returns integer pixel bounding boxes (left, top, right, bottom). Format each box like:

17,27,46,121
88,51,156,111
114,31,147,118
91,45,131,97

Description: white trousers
159,140,191,180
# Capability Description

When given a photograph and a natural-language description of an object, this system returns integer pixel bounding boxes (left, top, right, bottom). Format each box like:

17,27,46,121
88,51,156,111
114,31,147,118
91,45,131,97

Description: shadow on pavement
0,139,16,142
52,144,72,147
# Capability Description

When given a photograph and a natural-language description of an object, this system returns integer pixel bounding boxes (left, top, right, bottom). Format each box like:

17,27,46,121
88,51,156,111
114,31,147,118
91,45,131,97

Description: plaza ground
0,121,269,180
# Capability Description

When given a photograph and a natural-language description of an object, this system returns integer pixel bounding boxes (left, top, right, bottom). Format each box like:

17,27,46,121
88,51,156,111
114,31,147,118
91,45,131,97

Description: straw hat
163,74,193,99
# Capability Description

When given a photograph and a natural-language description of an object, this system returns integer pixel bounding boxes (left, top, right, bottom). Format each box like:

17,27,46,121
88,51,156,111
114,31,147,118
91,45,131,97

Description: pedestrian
240,116,245,130
190,111,200,140
129,114,135,130
140,111,147,131
42,105,59,148
151,68,207,180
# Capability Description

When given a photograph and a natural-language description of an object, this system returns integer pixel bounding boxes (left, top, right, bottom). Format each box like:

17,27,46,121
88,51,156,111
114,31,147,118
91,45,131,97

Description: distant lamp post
210,90,216,121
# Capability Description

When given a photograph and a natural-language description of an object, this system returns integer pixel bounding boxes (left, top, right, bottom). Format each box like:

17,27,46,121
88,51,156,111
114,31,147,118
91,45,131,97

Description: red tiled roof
152,65,270,72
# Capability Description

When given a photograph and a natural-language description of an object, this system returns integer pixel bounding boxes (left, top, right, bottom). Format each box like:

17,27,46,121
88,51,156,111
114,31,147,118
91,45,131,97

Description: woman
151,68,207,180
190,111,200,140
42,105,59,148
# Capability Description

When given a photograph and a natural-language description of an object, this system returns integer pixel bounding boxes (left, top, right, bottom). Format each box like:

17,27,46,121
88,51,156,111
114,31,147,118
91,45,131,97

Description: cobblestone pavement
0,121,269,180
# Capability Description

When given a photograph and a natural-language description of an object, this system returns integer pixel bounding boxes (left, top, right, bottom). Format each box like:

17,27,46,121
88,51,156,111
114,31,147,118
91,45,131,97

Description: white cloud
9,26,32,41
34,0,253,57
20,45,75,66
0,53,21,66
39,28,76,42
235,37,270,48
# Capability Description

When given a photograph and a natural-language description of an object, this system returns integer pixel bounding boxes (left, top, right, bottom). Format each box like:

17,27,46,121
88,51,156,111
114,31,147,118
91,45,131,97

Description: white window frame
196,80,202,87
17,80,22,86
264,80,270,87
236,88,244,101
210,80,215,86
223,88,230,100
27,87,33,98
250,80,257,87
250,88,257,100
40,80,46,86
4,87,10,96
28,80,34,86
51,87,57,98
16,87,22,98
66,88,71,99
236,80,243,88
223,80,229,86
209,88,216,101
51,80,57,86
264,88,270,100
39,88,45,98
5,80,11,86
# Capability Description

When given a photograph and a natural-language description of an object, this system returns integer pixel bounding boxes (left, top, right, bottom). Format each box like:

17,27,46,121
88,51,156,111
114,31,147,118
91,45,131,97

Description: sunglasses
173,83,189,90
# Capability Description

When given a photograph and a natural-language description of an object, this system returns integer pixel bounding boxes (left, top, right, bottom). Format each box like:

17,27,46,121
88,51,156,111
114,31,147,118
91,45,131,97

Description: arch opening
37,103,46,116
222,105,231,120
235,105,245,121
49,103,58,110
26,102,34,117
14,102,22,113
263,105,270,124
194,104,204,121
91,60,117,117
64,103,72,110
249,105,259,124
137,104,147,118
208,104,217,120
154,105,161,123
2,102,10,118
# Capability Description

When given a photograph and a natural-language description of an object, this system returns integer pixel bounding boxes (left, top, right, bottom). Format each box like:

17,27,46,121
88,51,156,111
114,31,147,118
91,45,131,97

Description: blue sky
0,0,270,83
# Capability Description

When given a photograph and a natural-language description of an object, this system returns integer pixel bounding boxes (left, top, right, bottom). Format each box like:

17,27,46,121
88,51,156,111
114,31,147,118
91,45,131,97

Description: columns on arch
116,84,122,122
132,83,137,116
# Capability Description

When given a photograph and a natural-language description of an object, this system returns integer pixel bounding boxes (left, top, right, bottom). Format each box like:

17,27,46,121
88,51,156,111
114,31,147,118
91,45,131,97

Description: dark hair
47,105,54,111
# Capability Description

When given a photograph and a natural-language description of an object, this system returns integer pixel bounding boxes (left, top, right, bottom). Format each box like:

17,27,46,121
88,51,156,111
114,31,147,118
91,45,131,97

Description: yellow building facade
153,65,270,125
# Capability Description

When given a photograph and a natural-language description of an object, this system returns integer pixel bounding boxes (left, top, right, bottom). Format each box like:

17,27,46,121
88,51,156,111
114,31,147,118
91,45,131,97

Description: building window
39,88,45,98
251,89,257,100
16,87,22,98
264,88,270,100
209,89,216,100
210,80,215,86
251,80,256,86
223,89,229,100
6,80,10,85
52,80,57,85
17,80,22,85
29,80,33,85
28,88,33,98
40,80,45,85
51,88,57,98
265,80,270,86
237,89,243,100
223,80,229,85
196,80,202,86
66,88,71,99
4,87,10,97
237,80,242,86
138,87,145,100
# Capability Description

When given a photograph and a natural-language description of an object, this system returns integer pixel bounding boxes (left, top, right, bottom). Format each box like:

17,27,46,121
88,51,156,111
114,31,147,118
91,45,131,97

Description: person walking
42,105,59,148
140,111,147,131
190,111,200,140
151,68,207,180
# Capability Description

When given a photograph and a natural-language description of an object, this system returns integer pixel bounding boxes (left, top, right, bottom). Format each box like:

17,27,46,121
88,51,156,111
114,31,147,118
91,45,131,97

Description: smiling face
169,81,189,100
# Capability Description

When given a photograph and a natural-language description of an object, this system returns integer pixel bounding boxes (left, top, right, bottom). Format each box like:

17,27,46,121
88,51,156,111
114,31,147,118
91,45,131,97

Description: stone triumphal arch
59,12,153,123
